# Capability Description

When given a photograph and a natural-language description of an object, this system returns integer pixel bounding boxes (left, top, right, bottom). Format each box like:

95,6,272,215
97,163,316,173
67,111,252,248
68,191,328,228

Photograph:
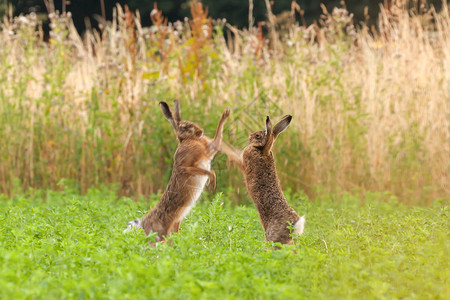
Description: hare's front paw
207,170,216,190
123,219,142,233
222,108,231,119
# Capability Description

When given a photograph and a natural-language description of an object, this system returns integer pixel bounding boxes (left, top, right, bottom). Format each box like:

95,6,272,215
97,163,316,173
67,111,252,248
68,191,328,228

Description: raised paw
207,170,216,190
222,108,231,119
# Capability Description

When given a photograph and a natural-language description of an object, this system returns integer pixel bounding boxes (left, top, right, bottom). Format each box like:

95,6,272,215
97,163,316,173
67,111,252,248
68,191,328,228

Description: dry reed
0,1,448,204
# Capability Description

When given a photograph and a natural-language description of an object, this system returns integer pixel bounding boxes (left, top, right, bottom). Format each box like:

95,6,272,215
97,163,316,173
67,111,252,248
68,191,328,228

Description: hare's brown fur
125,101,230,245
221,115,304,245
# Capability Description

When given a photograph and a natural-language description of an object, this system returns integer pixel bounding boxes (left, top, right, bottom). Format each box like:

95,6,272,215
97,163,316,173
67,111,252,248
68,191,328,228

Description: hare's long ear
160,102,179,132
174,100,181,123
262,116,274,156
272,115,292,139
262,115,292,156
265,116,272,136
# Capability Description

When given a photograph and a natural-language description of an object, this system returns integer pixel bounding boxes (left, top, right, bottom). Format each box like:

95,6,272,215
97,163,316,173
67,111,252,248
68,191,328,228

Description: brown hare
221,115,305,246
124,100,231,245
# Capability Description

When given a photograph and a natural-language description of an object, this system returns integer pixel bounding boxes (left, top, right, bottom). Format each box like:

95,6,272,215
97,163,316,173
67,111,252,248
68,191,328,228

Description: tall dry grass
0,1,448,204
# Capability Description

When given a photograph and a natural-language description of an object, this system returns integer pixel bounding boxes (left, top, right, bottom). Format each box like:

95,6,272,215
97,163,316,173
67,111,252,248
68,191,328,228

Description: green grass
0,189,448,299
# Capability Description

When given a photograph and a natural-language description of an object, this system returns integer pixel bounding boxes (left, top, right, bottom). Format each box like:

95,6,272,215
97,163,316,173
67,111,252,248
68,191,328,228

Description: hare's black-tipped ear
272,115,292,139
174,100,181,123
160,102,173,120
160,101,179,132
262,116,274,156
262,115,291,156
265,116,272,136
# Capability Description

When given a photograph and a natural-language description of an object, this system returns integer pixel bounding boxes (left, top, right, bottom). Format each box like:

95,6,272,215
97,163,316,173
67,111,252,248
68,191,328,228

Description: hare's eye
255,134,260,138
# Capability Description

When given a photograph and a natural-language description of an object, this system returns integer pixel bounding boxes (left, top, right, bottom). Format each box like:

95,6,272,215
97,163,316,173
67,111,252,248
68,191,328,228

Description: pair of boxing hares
124,101,305,247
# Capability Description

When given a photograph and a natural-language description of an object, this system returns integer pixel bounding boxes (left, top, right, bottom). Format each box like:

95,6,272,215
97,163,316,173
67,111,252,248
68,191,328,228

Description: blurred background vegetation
0,0,449,205
1,1,447,32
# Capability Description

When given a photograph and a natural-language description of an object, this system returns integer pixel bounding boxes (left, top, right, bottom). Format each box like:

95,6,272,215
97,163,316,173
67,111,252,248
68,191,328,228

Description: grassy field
0,188,448,299
0,2,448,298
0,2,448,204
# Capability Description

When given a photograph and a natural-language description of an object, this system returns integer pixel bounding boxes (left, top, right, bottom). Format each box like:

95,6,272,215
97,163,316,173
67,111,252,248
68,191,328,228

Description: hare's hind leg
169,221,182,234
265,223,293,245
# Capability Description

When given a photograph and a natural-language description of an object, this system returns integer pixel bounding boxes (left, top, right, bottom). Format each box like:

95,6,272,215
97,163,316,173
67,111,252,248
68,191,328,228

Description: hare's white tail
123,219,142,233
294,216,305,235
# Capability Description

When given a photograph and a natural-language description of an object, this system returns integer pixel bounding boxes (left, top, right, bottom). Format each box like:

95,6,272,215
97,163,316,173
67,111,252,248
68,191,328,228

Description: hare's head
249,115,292,153
249,129,270,148
177,121,203,140
160,101,203,142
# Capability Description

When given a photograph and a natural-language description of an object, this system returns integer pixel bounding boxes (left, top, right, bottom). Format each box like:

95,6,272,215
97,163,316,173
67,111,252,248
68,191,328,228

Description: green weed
0,189,447,299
